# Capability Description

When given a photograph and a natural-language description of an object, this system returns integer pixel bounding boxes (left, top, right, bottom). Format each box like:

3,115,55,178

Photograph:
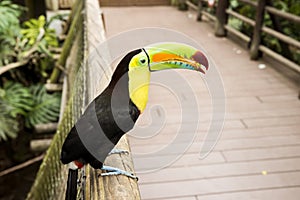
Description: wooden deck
102,6,300,200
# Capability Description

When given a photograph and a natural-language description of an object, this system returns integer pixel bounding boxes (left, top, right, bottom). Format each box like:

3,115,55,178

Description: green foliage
0,82,61,140
228,17,243,30
22,15,60,79
0,81,33,117
0,81,32,140
171,0,179,6
229,0,256,37
269,0,300,64
21,15,58,47
0,0,23,29
0,0,25,66
228,0,300,64
0,105,19,140
0,2,63,142
18,15,59,78
25,84,61,128
0,1,60,78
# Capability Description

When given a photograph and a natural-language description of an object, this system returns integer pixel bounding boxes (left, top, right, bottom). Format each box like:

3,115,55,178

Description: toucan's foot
108,149,129,156
100,165,138,180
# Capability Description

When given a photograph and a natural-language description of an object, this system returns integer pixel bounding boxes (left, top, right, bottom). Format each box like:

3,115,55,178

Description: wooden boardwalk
102,6,300,200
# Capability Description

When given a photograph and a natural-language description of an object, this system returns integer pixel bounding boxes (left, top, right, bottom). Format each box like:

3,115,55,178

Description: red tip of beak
192,51,209,70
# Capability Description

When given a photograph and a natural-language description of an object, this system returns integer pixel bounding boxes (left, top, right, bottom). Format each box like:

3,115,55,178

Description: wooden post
250,0,266,60
25,0,47,19
178,0,188,10
197,0,203,21
215,0,229,37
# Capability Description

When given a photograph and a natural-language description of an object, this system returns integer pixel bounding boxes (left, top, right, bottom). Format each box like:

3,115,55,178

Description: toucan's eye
140,58,146,64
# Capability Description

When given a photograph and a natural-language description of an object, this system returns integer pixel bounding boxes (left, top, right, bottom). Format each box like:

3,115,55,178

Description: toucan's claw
100,165,138,180
108,149,129,156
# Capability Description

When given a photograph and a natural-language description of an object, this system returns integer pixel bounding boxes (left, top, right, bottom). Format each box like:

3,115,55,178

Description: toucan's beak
144,43,209,74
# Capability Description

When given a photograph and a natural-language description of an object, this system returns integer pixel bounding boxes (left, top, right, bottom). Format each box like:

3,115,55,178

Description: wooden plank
224,87,296,98
225,108,300,121
226,101,300,114
223,145,300,162
196,187,300,200
137,158,300,184
214,124,300,140
215,134,300,151
129,124,300,147
139,171,300,199
243,115,300,128
132,152,225,171
258,94,298,102
131,135,300,155
156,197,197,200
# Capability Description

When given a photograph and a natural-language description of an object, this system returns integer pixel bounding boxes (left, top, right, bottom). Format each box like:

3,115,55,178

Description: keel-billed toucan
61,43,208,197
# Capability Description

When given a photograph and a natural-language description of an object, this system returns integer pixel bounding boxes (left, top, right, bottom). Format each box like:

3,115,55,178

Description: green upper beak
144,43,209,74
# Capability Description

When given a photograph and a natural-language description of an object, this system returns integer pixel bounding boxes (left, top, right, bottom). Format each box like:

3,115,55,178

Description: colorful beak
144,43,209,74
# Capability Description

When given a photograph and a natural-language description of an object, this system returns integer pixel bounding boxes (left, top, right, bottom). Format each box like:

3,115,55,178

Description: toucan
60,43,208,199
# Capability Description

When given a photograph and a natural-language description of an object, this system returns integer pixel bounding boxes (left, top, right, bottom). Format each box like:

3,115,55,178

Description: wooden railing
181,0,300,73
99,0,171,6
26,0,140,199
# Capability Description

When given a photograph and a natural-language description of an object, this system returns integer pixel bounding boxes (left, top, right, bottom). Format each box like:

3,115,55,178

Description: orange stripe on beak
152,53,182,62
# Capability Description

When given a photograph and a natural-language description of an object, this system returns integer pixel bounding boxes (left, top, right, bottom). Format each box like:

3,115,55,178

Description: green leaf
20,14,59,50
0,81,31,140
0,0,24,64
25,84,61,128
0,115,19,141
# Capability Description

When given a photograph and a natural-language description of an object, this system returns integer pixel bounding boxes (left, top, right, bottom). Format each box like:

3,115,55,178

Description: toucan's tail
65,169,78,200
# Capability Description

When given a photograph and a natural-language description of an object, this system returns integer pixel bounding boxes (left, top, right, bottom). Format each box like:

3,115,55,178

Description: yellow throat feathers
128,66,150,113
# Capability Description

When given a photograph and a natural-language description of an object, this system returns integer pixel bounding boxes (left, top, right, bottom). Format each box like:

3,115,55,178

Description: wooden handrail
182,0,300,73
261,26,300,49
27,0,141,199
201,10,216,21
259,45,300,73
238,0,257,7
224,25,251,43
265,6,300,24
225,9,255,26
186,0,198,10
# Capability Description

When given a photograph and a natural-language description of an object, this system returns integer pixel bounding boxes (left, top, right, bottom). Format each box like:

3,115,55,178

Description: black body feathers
60,49,141,169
